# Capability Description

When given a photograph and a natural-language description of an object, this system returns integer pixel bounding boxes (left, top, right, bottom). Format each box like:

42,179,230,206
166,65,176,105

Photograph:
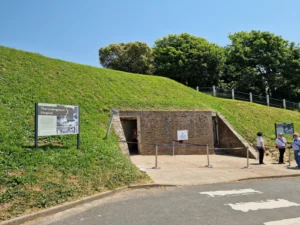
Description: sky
1,0,300,67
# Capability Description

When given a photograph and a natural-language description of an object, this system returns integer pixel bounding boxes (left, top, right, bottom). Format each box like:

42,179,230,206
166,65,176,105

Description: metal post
35,103,38,150
249,92,253,102
205,144,213,168
298,102,300,111
172,141,175,156
196,86,199,92
244,147,250,168
288,148,291,166
283,99,286,109
152,144,160,169
232,89,235,99
266,95,270,106
105,108,119,139
77,106,80,150
212,85,216,96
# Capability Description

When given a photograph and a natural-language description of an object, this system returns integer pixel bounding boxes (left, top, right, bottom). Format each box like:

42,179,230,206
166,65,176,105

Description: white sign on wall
177,130,188,141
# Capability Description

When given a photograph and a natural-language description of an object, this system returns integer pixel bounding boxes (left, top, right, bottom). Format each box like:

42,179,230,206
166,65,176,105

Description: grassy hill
1,46,299,220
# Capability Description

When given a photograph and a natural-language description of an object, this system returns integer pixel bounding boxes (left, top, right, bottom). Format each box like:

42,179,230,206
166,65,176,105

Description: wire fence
196,86,300,112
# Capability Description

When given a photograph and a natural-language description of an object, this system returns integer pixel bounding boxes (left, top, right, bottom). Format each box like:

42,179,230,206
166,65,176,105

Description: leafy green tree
153,33,225,87
223,30,300,100
99,42,154,74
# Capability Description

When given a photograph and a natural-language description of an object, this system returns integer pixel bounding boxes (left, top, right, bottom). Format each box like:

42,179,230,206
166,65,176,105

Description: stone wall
119,111,214,155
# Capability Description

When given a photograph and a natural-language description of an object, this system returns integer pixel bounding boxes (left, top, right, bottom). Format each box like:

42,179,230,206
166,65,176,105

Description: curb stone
0,184,175,225
237,173,300,182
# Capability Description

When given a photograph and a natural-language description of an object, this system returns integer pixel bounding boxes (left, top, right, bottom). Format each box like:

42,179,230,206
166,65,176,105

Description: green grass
0,46,299,220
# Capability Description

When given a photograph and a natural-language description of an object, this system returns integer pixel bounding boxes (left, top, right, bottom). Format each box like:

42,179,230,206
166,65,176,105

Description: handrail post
232,89,235,99
205,144,213,168
212,86,216,96
267,95,270,106
152,144,160,169
249,92,253,102
283,99,286,109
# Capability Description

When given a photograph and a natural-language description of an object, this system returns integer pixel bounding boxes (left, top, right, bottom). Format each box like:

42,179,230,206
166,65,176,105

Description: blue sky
1,0,300,67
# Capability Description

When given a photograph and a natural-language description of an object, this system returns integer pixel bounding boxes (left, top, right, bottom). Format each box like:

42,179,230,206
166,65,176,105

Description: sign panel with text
37,103,79,136
274,123,294,137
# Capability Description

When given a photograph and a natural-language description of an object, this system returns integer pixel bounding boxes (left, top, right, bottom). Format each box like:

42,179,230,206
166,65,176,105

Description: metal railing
196,86,300,112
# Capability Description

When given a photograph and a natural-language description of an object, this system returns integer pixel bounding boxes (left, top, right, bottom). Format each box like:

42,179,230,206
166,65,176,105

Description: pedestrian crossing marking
199,188,262,197
264,217,300,225
226,199,300,212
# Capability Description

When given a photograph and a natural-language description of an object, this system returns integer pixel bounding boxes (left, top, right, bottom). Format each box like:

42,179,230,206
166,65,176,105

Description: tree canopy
99,41,154,75
153,33,225,87
223,31,300,100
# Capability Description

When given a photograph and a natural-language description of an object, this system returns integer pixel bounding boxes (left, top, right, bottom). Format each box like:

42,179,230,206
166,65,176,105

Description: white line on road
226,199,300,212
199,189,262,197
264,217,300,225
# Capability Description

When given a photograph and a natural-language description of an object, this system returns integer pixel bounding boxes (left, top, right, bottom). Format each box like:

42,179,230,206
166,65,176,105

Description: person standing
275,133,287,164
257,132,265,164
291,133,300,168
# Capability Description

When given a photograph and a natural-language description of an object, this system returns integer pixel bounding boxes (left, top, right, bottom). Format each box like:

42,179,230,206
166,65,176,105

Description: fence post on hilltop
249,92,253,102
212,86,216,96
283,99,286,109
196,86,199,92
266,95,270,106
232,89,235,99
298,102,300,111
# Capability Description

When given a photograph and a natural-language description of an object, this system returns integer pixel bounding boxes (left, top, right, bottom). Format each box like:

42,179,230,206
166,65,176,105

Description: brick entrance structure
119,110,215,155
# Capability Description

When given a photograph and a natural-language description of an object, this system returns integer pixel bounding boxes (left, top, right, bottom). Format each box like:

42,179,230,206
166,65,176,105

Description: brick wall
119,111,214,155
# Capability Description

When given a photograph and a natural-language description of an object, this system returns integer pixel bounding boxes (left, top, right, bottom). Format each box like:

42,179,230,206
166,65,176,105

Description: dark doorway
120,118,138,155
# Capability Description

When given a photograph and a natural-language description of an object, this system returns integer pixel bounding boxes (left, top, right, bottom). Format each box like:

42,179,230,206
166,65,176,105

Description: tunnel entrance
120,117,138,155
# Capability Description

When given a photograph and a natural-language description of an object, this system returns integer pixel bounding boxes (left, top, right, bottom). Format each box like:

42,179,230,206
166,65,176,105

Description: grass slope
0,46,299,220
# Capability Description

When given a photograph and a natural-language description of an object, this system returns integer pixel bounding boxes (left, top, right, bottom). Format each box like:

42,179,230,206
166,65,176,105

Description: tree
223,30,300,100
99,42,154,75
153,33,225,87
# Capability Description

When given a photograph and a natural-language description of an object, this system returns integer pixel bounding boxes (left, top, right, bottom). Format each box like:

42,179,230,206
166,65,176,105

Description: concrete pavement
131,154,300,185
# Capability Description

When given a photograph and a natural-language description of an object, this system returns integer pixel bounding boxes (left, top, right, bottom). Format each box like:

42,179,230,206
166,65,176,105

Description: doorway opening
120,118,138,155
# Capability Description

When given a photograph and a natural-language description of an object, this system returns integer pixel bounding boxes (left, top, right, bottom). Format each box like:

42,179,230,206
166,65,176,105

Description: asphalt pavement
26,178,300,225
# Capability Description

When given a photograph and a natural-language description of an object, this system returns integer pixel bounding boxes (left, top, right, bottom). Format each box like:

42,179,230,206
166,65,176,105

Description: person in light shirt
256,132,265,164
275,133,287,164
291,133,300,169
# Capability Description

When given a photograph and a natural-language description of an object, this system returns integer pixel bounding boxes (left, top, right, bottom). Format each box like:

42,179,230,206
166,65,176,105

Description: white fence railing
196,86,300,111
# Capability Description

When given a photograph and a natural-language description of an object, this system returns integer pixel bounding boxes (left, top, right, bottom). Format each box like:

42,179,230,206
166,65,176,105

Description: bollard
152,144,160,169
289,147,291,167
172,141,175,156
244,147,250,168
205,144,213,168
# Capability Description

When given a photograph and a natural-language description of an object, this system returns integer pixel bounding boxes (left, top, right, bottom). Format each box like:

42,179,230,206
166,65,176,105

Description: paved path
131,154,300,185
26,178,300,225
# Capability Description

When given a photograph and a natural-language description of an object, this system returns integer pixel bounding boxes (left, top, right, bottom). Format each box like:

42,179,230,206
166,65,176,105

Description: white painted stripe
226,199,300,212
199,189,262,197
264,217,300,225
